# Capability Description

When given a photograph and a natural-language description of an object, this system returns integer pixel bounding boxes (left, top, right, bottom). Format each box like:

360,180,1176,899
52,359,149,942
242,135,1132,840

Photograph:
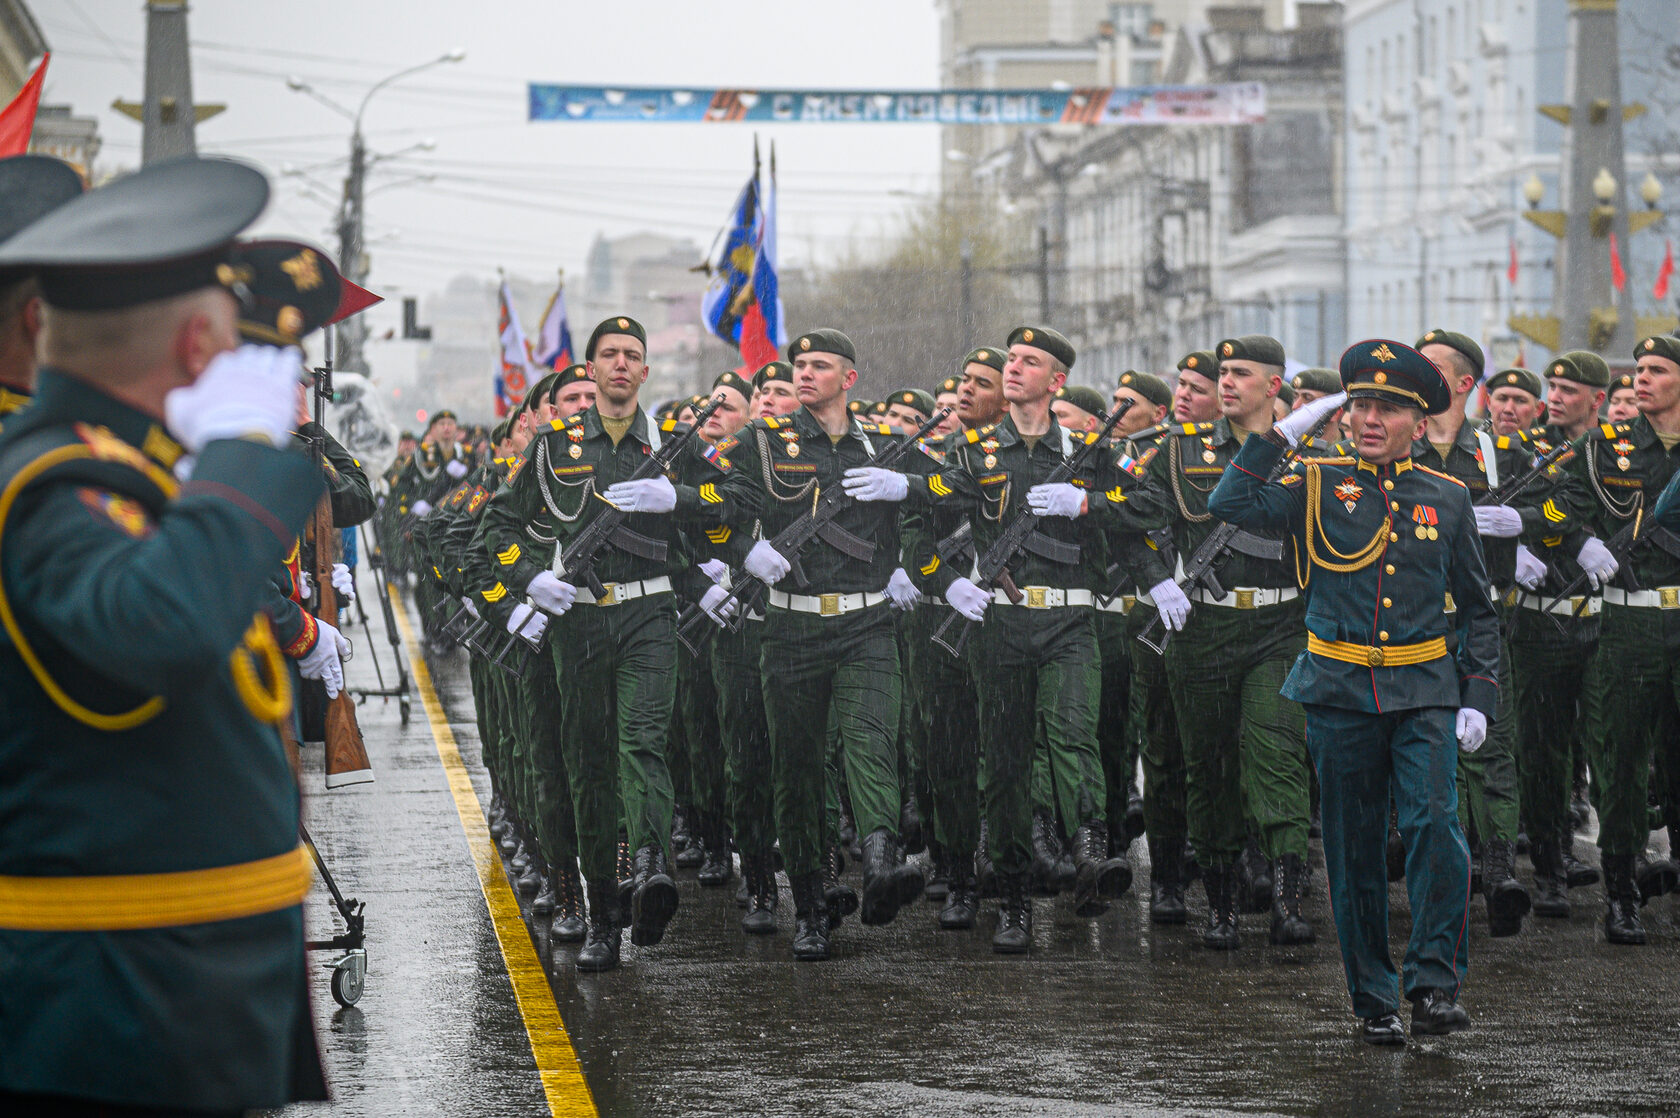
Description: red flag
1507,237,1518,285
737,299,777,371
1654,239,1674,301
0,52,48,157
1610,232,1627,292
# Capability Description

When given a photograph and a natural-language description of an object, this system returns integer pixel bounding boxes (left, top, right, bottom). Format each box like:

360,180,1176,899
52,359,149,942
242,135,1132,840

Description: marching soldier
0,157,328,1110
1111,370,1172,434
1606,372,1639,423
754,359,799,418
932,374,963,437
1485,368,1545,438
0,155,84,431
1208,339,1494,1043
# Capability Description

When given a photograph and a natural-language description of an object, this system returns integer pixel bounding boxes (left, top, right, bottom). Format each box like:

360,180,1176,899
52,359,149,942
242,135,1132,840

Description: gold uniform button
1389,532,1399,542
1382,597,1392,608
1385,564,1396,574
1390,501,1400,511
1378,630,1389,641
1383,480,1394,491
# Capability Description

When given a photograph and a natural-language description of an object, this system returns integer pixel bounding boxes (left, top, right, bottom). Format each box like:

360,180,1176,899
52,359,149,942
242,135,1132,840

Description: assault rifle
675,407,952,652
1476,438,1574,508
929,400,1133,658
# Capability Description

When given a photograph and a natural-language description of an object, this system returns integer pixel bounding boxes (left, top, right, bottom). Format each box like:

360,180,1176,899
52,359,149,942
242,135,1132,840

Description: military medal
1333,477,1362,514
1411,504,1438,540
569,443,582,459
1617,455,1631,471
984,454,997,467
786,442,800,457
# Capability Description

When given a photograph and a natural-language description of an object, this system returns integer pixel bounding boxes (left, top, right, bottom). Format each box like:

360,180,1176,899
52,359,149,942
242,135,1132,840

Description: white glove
1455,708,1487,753
603,476,678,514
331,562,355,601
506,602,548,645
445,458,470,479
885,567,922,610
410,499,432,519
297,569,313,601
1272,390,1348,447
1149,578,1192,632
460,595,480,620
1576,536,1619,589
1473,504,1523,539
744,540,792,584
527,570,577,615
1026,482,1086,518
699,584,739,625
1513,544,1547,591
297,617,350,699
944,576,991,622
698,558,730,585
163,343,302,452
840,467,909,503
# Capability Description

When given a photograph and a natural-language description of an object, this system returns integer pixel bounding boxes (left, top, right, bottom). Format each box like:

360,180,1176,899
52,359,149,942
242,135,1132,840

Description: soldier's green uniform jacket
1412,423,1570,586
0,369,327,1110
1210,437,1500,716
0,384,30,434
1518,424,1593,596
1563,416,1680,582
397,438,474,510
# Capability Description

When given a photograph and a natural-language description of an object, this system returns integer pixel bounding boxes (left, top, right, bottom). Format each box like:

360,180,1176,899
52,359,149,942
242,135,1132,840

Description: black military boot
924,839,951,902
551,861,586,943
697,816,734,887
1410,988,1471,1035
1147,836,1188,925
1070,822,1131,917
1481,839,1530,937
1268,854,1315,945
823,844,858,931
1385,824,1407,882
860,828,924,926
615,836,636,926
940,849,979,930
991,873,1032,954
1123,779,1147,844
575,881,622,973
1469,841,1483,895
488,791,510,840
1634,851,1679,904
839,804,861,862
514,844,544,896
531,862,558,917
629,845,680,947
740,853,778,936
1528,836,1570,919
1030,811,1066,895
899,795,925,856
1602,854,1646,945
1239,843,1273,914
499,816,521,858
1200,862,1240,950
790,872,830,961
674,803,704,870
670,802,693,853
1559,830,1599,888
507,825,530,865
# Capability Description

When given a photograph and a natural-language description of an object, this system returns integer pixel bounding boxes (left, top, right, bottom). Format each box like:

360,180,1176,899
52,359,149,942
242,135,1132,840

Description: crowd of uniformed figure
381,315,1680,980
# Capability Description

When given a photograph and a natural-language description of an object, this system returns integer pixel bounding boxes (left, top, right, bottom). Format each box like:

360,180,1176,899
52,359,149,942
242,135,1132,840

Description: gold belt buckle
1662,587,1680,610
1366,646,1386,667
598,582,619,606
1504,587,1519,608
819,593,840,616
1122,594,1136,614
1026,587,1048,609
1235,589,1255,610
1443,592,1456,614
1569,595,1585,614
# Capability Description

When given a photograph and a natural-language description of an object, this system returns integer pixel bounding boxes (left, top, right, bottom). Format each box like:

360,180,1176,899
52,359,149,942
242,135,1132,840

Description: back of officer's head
41,287,238,391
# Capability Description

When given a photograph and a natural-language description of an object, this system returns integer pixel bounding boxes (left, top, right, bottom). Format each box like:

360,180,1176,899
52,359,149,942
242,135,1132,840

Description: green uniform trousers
1130,604,1186,841
968,606,1105,878
897,613,932,824
677,637,728,838
913,604,982,859
1165,599,1308,863
518,646,578,870
1590,604,1680,857
1095,605,1137,831
711,618,776,858
549,594,677,884
1510,608,1598,842
490,670,536,837
468,656,501,795
761,605,902,879
1456,617,1520,845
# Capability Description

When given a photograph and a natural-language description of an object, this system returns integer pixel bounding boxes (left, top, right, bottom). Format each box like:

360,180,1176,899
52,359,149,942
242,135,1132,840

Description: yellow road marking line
391,591,597,1117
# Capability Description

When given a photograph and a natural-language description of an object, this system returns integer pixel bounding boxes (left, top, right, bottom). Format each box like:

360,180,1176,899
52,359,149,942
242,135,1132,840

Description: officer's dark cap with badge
1416,328,1485,379
1176,349,1218,382
962,345,1006,373
1117,370,1172,409
0,156,269,312
1636,334,1680,367
0,154,86,286
1487,367,1544,399
753,359,793,388
1007,325,1075,369
713,369,752,402
1216,334,1286,368
1054,384,1107,417
1291,367,1342,396
936,374,961,396
1546,350,1610,388
230,239,381,348
585,315,646,361
886,387,935,416
1341,339,1452,415
789,327,856,365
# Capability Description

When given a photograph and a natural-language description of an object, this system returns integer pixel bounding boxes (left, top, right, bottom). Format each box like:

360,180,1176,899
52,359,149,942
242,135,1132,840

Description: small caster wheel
330,949,366,1008
399,695,412,727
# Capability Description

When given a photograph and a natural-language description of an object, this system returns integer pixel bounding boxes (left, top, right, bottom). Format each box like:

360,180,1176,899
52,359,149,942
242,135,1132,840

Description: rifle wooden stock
311,496,374,788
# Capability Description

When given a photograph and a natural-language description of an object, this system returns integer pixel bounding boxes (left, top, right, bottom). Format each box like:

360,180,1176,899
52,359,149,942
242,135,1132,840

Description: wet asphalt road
280,590,1680,1118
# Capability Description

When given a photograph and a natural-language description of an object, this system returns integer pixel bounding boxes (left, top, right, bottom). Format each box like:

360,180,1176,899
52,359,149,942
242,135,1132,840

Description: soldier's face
756,380,799,416
1173,373,1218,422
1217,360,1280,424
933,392,962,435
1050,399,1096,432
431,417,458,445
1348,397,1426,463
530,396,559,426
588,336,648,405
554,380,596,418
1293,388,1327,409
1544,378,1602,431
1636,356,1680,419
958,362,1005,426
1111,387,1166,435
791,352,855,408
1607,386,1639,423
884,402,927,428
702,387,750,441
1488,386,1541,436
1002,344,1064,406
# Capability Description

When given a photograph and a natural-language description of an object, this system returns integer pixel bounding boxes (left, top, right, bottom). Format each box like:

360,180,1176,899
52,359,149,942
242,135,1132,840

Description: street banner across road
528,83,1265,126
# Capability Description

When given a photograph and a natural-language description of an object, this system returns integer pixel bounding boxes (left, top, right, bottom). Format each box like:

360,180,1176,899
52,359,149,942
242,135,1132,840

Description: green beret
1216,334,1285,367
654,400,680,420
1487,367,1544,399
1053,384,1107,417
551,363,592,390
427,410,457,428
398,430,416,442
752,360,793,387
712,370,752,401
1340,338,1452,415
936,375,962,396
1546,351,1610,388
522,371,561,411
490,418,512,445
1416,328,1484,377
962,346,1006,373
1290,367,1342,395
1176,350,1218,381
585,315,647,361
1007,325,1075,369
886,387,935,416
788,327,856,364
1116,370,1172,409
1611,371,1636,391
848,399,874,414
869,400,890,416
1636,334,1680,366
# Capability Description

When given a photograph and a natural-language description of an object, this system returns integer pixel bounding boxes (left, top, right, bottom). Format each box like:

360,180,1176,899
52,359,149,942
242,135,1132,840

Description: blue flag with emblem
699,173,759,348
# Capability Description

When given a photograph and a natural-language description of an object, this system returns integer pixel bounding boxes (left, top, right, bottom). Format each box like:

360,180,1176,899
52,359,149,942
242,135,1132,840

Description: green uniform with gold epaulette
0,385,31,435
397,439,473,643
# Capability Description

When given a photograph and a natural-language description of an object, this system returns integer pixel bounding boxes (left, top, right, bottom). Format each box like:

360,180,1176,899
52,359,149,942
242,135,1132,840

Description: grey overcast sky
37,0,944,299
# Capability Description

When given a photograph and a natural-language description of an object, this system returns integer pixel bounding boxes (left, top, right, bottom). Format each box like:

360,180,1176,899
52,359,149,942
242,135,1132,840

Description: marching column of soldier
5,157,1680,1114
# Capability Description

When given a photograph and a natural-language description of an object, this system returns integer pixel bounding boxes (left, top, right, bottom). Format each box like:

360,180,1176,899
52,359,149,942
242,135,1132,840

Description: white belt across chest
767,589,888,616
991,586,1095,609
575,575,672,606
1519,591,1601,617
1187,585,1299,609
1602,586,1680,610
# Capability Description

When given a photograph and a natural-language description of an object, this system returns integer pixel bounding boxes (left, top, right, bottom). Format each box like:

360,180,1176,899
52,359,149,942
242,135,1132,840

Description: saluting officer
1209,340,1496,1044
0,158,328,1111
0,155,83,432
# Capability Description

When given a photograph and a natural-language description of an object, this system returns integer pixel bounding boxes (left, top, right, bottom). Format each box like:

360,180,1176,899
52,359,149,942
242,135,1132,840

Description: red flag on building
1654,239,1674,301
1609,232,1627,292
0,52,48,157
1507,237,1518,285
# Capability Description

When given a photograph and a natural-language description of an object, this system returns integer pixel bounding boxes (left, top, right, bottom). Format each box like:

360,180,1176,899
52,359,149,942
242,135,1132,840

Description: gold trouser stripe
1307,633,1448,668
0,845,312,931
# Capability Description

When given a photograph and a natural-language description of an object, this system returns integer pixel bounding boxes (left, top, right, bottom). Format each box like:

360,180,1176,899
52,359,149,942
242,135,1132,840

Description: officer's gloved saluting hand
164,343,302,452
1272,390,1348,447
297,619,351,699
1455,707,1487,753
526,571,577,616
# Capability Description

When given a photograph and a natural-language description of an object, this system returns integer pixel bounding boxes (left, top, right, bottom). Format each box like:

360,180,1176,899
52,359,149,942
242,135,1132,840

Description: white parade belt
1602,586,1680,610
1518,592,1601,617
991,587,1095,609
1187,585,1299,609
575,576,672,606
767,589,888,616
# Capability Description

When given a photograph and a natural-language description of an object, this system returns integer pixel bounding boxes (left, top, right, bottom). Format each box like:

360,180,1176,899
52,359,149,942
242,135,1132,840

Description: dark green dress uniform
1209,340,1496,1028
398,435,474,643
